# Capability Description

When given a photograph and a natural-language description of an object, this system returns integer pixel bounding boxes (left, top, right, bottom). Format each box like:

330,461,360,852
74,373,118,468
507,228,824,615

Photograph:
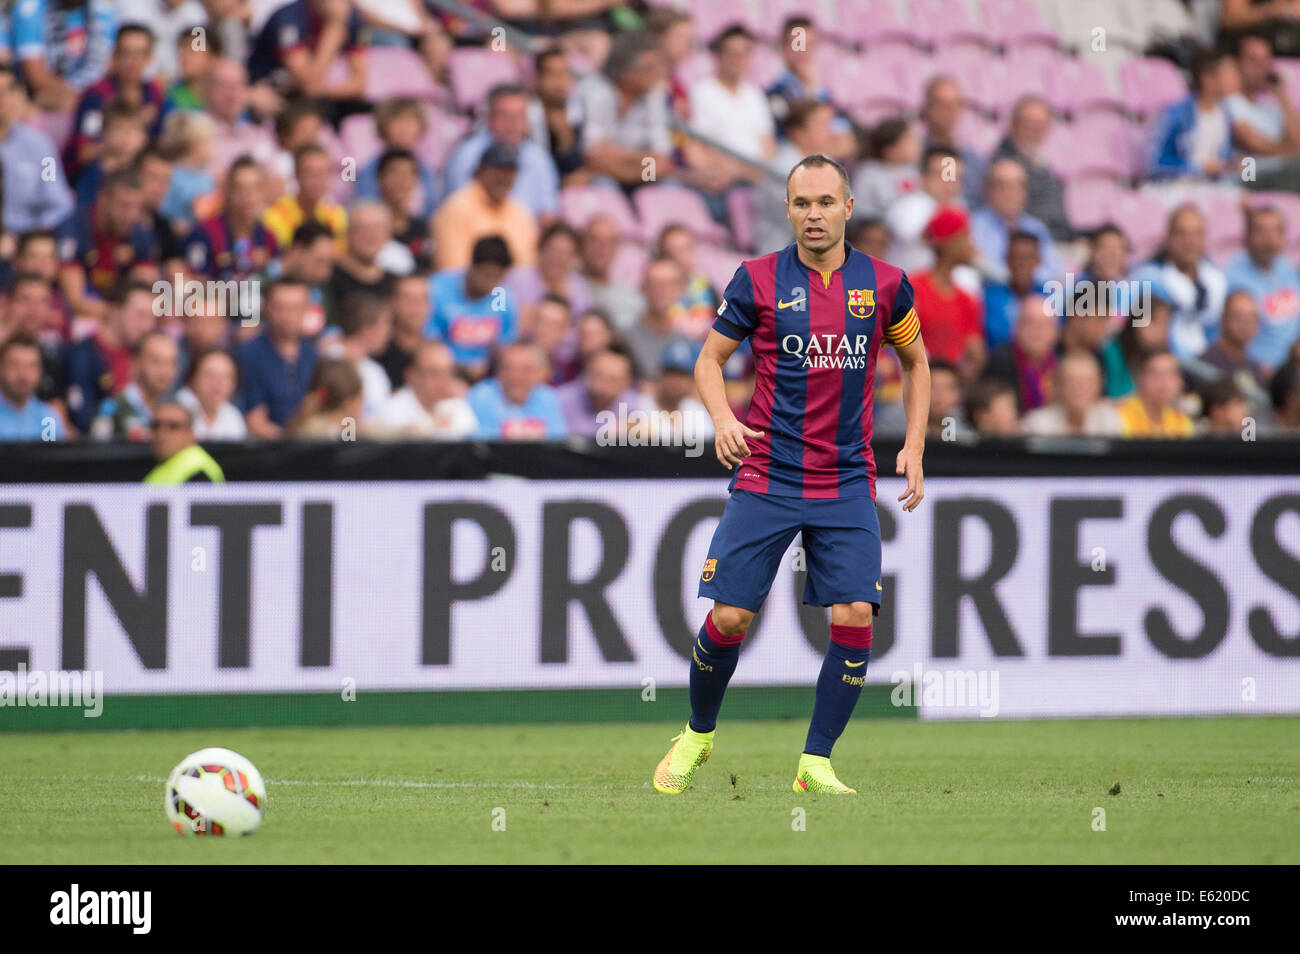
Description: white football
164,747,266,836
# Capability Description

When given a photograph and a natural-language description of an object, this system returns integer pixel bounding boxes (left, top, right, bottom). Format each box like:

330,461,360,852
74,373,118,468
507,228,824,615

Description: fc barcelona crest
701,558,717,582
847,288,875,319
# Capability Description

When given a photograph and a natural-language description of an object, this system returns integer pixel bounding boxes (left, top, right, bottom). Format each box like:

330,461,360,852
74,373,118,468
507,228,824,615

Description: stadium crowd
1,0,1300,446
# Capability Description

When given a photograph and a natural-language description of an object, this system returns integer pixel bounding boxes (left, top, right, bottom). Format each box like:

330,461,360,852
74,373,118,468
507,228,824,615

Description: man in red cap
912,206,986,382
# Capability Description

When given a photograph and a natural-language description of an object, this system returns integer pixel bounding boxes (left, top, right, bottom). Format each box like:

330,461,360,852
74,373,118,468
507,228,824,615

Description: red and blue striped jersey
713,241,920,500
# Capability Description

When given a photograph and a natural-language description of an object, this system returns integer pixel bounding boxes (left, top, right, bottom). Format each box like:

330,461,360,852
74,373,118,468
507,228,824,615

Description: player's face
786,165,852,255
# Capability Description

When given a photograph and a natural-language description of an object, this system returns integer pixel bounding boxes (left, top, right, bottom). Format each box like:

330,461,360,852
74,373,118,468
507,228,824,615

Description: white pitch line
8,774,663,792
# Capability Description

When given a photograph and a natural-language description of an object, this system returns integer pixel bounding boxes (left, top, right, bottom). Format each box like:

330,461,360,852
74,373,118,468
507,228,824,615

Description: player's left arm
893,333,929,512
883,273,929,512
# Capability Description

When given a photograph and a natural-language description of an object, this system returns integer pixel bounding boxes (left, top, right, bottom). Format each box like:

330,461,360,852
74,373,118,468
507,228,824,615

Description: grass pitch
2,716,1296,864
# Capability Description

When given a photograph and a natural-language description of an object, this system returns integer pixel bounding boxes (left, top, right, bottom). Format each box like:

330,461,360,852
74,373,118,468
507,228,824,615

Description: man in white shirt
1226,33,1300,190
376,340,478,439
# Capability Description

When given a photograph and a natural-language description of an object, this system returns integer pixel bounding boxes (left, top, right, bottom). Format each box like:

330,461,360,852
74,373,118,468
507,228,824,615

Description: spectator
1199,377,1251,436
1193,289,1270,397
761,98,836,254
970,157,1062,286
246,0,367,111
444,83,560,220
287,357,367,439
925,360,971,438
1100,294,1176,399
1266,356,1300,432
90,330,179,441
468,341,567,439
1224,204,1300,371
983,294,1059,415
1023,350,1122,437
182,156,279,283
235,278,319,438
919,75,984,207
1079,223,1134,317
326,202,398,324
656,223,720,341
766,17,855,159
1115,348,1196,437
432,142,538,272
378,271,431,389
886,145,965,274
176,306,229,383
686,24,776,218
912,206,986,380
2,273,63,399
625,256,687,376
133,146,182,270
10,231,67,340
266,99,326,196
427,235,518,380
374,148,431,271
157,110,218,229
1132,204,1227,361
61,280,156,434
142,400,225,483
576,307,617,366
65,24,162,180
263,143,348,251
528,47,586,188
1057,280,1119,395
848,218,892,261
12,0,118,112
1148,48,1238,180
581,215,644,332
990,95,1070,241
964,377,1022,436
176,348,247,440
162,16,216,112
557,344,649,439
646,5,693,118
982,231,1045,349
852,118,922,219
375,340,477,439
647,336,714,444
276,219,336,336
203,58,279,179
355,97,439,219
1221,0,1300,58
320,293,392,421
118,0,209,86
506,221,591,330
0,65,75,235
529,292,580,385
0,334,62,440
573,30,674,190
1226,33,1300,191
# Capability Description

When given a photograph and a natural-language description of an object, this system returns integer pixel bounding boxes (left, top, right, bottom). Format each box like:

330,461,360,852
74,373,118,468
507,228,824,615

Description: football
164,748,266,836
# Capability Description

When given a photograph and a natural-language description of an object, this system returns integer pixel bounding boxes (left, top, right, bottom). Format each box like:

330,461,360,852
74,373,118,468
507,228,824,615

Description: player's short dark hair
709,23,755,53
786,153,852,200
470,235,513,269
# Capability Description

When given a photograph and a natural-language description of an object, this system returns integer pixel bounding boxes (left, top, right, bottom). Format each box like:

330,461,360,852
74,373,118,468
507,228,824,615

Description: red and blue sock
804,623,873,757
687,614,743,733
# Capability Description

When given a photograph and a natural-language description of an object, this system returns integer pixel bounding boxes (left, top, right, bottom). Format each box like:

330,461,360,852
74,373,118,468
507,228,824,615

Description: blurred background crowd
1,0,1300,447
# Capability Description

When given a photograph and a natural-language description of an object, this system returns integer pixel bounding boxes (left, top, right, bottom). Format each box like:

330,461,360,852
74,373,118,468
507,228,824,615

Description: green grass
2,716,1297,864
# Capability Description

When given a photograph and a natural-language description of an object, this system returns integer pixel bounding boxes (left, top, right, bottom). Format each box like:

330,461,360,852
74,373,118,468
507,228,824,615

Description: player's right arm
696,266,765,471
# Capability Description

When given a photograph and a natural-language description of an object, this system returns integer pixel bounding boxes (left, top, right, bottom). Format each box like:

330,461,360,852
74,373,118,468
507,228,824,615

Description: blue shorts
697,489,883,613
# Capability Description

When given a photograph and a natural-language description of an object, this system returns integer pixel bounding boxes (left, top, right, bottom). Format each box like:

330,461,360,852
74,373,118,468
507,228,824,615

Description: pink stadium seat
695,242,747,293
944,48,1043,117
980,0,1060,49
560,185,642,240
417,111,471,172
1064,178,1125,232
1119,57,1188,119
956,111,1002,154
448,47,523,114
828,0,924,50
365,47,443,102
633,184,730,244
1270,58,1300,111
692,1,761,47
1044,55,1126,116
611,240,649,285
911,0,989,49
339,114,383,168
725,187,758,252
1114,187,1173,260
1049,113,1133,182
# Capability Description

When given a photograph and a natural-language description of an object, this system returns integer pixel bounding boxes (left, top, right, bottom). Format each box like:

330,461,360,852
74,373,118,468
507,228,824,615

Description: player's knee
831,602,874,629
711,603,755,637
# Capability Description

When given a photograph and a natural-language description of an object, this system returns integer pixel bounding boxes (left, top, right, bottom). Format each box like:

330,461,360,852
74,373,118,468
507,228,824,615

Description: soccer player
653,154,930,795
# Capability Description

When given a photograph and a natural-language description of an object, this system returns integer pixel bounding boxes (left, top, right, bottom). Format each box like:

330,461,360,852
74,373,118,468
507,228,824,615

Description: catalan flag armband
885,307,920,348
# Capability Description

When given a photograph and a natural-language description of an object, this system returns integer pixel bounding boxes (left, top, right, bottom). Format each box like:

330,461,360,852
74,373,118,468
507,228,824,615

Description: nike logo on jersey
776,288,807,311
845,660,866,668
